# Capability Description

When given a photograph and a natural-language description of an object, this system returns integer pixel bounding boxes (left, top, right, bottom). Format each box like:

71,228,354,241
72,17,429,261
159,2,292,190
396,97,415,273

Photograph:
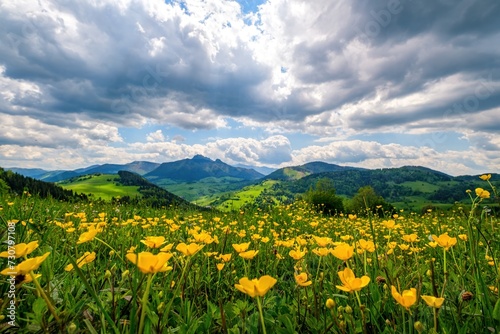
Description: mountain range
4,156,498,212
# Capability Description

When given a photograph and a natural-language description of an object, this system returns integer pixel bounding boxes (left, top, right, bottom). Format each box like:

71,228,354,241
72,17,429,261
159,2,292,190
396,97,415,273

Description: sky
1,0,499,176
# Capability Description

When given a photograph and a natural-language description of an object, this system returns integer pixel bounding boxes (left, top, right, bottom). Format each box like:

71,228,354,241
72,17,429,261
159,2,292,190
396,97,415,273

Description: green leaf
493,298,500,321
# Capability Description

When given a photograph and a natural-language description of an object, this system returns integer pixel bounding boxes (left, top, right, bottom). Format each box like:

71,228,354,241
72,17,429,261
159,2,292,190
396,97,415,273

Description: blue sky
1,0,499,175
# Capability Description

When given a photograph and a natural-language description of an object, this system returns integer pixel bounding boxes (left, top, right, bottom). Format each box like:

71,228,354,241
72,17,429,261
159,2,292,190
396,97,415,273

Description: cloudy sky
1,0,499,175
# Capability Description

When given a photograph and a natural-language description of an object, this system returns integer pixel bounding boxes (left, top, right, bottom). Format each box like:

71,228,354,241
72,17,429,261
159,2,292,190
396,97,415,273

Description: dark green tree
348,185,392,215
304,178,344,214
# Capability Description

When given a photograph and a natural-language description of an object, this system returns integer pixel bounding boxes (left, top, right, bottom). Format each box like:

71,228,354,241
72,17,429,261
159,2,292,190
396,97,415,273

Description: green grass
399,181,441,193
153,177,250,202
59,174,141,200
196,180,279,210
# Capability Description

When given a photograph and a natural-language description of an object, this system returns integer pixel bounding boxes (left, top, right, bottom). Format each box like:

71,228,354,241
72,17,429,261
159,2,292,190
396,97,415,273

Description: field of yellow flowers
0,176,499,333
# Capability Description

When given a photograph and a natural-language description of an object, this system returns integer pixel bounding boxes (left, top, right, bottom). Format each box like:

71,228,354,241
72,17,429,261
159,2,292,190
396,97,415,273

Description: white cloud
146,129,165,142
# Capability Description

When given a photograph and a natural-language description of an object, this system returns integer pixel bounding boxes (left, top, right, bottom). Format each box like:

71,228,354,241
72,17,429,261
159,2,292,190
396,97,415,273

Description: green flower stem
29,270,60,323
138,273,155,334
256,296,267,334
94,237,124,263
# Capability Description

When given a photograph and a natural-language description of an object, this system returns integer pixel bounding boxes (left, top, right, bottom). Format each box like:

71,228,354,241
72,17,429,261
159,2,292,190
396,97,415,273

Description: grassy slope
155,177,252,202
196,180,279,210
59,174,141,200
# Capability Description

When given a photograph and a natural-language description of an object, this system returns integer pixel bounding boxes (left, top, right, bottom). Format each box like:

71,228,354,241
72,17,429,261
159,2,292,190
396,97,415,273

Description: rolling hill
264,161,361,181
58,171,198,209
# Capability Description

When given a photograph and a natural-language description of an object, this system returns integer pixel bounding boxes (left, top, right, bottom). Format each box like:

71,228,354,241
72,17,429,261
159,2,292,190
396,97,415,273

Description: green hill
58,171,199,209
264,161,360,181
58,174,141,200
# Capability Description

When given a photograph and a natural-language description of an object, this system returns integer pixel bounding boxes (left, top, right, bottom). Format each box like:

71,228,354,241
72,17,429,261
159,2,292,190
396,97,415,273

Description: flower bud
326,298,336,309
104,270,112,279
121,270,129,279
67,322,77,333
344,305,353,314
414,321,424,333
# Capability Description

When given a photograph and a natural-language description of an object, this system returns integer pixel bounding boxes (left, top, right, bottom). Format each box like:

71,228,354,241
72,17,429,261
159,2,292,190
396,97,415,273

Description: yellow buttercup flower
126,252,173,274
0,241,39,258
431,233,457,250
289,248,307,260
235,275,277,298
232,242,251,253
160,243,174,252
239,250,259,260
331,243,354,261
313,236,332,247
312,247,330,257
479,174,491,181
402,234,419,243
176,242,204,256
216,263,225,271
141,236,166,248
357,239,375,253
475,188,490,199
421,295,445,309
295,272,312,287
336,267,370,293
1,252,50,276
77,225,100,244
65,252,96,271
391,286,417,310
217,253,232,262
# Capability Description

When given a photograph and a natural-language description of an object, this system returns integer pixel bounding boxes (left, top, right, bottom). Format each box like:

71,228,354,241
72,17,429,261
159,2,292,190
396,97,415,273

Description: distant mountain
145,155,263,182
264,161,360,181
6,168,50,179
234,164,276,176
9,161,161,182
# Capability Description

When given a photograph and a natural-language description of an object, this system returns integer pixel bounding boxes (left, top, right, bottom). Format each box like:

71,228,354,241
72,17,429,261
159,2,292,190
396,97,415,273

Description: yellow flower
239,250,259,260
475,188,490,199
312,247,330,257
391,286,417,310
357,239,375,253
176,243,204,256
289,248,307,260
77,225,100,244
458,234,468,241
432,233,457,250
160,243,174,252
216,263,225,271
235,275,277,298
331,243,354,261
336,267,370,293
1,252,50,276
402,234,419,243
0,241,39,258
421,295,445,309
232,242,251,253
313,236,332,247
479,174,491,181
126,252,173,274
217,253,232,262
141,236,166,248
295,272,312,287
65,252,96,271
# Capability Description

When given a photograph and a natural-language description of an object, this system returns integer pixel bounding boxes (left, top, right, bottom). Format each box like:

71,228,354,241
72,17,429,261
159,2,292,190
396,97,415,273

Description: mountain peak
192,154,212,161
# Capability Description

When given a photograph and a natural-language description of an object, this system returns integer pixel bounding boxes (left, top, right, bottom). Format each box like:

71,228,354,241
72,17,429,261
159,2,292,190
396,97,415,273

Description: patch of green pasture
60,174,141,200
399,181,441,193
